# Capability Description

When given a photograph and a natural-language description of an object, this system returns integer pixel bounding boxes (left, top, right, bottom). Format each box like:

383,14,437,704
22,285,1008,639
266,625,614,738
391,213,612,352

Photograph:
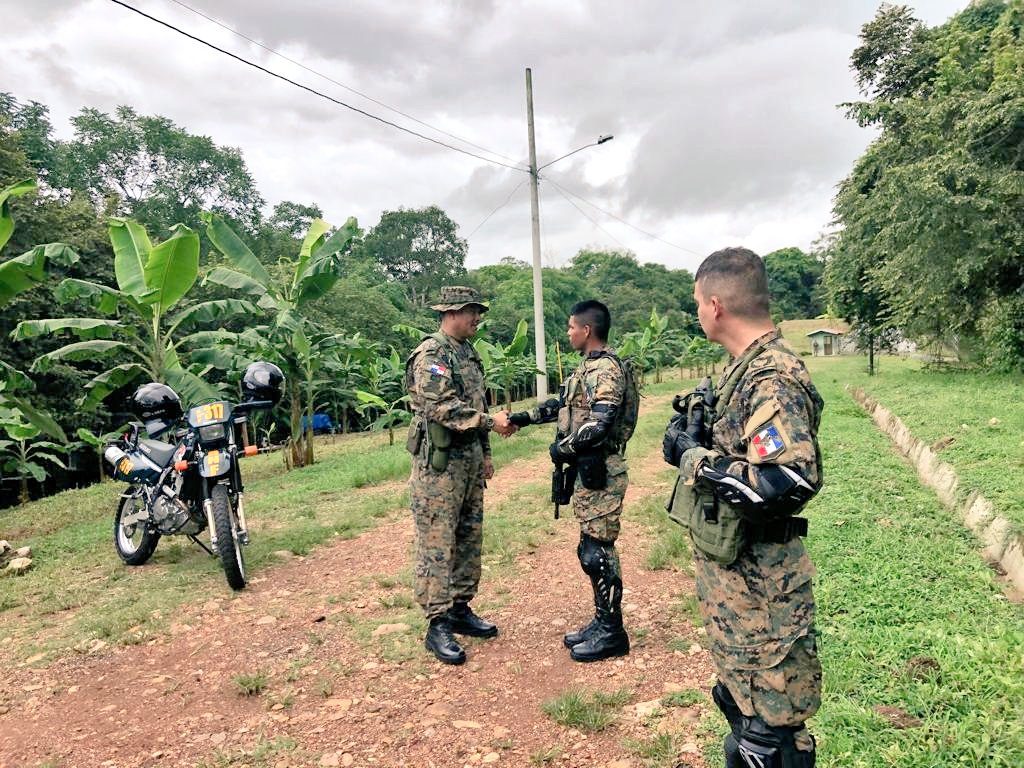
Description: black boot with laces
425,616,466,664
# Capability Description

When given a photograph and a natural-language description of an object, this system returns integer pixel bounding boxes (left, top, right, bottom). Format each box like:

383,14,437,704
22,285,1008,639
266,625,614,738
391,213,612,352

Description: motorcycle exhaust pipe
104,445,128,467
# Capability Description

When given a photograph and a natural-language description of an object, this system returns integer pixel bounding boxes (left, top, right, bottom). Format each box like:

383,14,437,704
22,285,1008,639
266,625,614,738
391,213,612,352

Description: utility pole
525,67,548,399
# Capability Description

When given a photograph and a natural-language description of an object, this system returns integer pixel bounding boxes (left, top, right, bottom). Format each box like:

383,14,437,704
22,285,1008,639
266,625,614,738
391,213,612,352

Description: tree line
825,0,1024,373
0,91,823,503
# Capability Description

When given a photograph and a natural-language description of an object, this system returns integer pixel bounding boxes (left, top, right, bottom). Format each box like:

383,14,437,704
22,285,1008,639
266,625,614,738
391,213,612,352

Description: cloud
1,0,968,272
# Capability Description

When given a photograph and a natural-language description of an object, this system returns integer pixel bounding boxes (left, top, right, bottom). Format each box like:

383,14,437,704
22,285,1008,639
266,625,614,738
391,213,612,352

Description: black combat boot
569,608,630,662
563,616,600,649
446,601,498,638
424,616,466,665
563,569,601,648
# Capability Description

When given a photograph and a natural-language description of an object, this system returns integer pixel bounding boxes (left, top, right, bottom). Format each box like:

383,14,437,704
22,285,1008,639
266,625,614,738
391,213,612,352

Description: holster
426,421,452,472
577,451,608,490
552,462,576,505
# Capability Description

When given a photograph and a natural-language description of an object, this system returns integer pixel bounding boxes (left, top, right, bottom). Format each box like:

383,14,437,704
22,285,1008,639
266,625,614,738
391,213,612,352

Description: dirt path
0,417,716,768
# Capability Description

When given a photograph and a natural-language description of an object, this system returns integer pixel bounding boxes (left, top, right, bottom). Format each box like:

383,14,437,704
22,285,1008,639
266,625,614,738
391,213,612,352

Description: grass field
825,355,1024,535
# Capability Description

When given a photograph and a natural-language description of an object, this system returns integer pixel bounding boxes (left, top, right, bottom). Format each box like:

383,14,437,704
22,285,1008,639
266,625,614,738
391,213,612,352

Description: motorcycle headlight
198,423,227,443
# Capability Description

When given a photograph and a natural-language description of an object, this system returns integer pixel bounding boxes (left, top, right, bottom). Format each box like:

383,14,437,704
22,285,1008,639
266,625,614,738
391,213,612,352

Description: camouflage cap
430,285,489,312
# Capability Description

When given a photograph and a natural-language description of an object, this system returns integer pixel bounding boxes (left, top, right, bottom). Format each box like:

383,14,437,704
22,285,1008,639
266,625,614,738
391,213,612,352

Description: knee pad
728,718,815,768
577,533,607,576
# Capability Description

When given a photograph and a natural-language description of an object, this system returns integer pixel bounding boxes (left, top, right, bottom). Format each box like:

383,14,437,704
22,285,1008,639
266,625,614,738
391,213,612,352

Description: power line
466,178,527,238
108,0,529,173
547,181,628,249
166,0,521,166
544,177,703,255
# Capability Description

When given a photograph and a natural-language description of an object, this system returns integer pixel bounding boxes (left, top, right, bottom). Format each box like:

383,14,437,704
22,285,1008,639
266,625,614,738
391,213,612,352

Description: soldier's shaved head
694,247,770,321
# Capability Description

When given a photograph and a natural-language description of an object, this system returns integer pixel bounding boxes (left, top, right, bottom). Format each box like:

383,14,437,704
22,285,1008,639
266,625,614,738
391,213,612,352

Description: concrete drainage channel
850,387,1024,595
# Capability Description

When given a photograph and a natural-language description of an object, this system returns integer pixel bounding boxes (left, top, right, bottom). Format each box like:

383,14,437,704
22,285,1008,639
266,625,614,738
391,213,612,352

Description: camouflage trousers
572,453,628,542
693,538,822,728
410,443,485,620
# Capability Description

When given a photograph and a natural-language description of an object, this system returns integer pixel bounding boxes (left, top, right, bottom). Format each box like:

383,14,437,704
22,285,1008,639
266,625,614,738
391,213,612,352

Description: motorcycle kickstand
188,535,216,557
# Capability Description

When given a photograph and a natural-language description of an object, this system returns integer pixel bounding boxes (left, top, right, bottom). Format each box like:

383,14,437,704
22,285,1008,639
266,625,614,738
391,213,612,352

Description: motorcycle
102,362,284,590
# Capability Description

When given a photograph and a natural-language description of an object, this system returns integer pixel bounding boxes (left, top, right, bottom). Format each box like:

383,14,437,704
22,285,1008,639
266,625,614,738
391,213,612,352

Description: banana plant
0,408,68,505
354,390,411,446
198,211,361,467
474,319,537,407
620,308,676,383
0,179,79,439
75,425,126,482
1,180,79,304
12,218,254,410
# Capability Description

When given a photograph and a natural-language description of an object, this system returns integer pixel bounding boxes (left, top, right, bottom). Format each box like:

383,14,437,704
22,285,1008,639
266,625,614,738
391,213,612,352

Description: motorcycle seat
138,438,178,468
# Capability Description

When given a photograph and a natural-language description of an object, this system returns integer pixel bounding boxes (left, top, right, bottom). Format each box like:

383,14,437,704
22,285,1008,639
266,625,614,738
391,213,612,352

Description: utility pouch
426,421,452,472
669,485,747,565
577,452,608,490
406,416,424,456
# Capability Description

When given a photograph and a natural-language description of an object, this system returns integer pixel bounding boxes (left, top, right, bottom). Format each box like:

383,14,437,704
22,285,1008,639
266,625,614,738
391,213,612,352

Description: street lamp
525,69,614,398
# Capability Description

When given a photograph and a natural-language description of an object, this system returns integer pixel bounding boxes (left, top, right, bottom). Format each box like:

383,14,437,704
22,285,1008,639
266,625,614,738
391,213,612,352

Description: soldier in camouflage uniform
509,300,631,662
404,286,516,665
663,248,823,767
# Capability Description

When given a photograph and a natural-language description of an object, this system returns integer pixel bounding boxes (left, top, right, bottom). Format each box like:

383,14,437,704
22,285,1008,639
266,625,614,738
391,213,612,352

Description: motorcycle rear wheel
211,483,246,590
114,488,161,565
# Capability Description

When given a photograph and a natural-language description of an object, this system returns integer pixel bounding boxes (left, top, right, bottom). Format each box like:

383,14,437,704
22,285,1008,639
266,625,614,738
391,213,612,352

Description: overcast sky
3,0,967,273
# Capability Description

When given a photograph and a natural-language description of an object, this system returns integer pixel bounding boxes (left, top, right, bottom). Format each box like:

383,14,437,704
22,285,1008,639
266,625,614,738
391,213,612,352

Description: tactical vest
556,349,635,453
669,341,769,564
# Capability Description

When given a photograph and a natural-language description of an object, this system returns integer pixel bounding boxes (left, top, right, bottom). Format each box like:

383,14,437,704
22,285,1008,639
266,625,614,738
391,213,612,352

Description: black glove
549,439,573,464
537,398,560,421
662,414,700,467
508,411,531,427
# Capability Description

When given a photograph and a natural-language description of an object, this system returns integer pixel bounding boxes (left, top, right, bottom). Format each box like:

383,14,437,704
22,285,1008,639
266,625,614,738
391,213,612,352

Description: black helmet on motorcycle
241,361,284,405
131,382,183,438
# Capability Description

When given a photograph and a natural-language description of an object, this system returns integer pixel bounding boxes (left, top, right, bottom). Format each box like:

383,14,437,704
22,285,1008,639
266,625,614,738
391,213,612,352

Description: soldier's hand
663,414,699,467
492,410,517,437
483,456,495,480
549,440,572,464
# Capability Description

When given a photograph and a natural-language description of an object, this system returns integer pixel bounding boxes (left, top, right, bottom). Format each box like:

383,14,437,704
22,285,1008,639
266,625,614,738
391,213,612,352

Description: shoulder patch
751,424,785,459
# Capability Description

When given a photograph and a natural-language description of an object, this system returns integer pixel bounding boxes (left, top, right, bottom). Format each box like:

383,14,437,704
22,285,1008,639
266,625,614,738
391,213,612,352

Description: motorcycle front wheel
210,483,246,590
114,488,161,565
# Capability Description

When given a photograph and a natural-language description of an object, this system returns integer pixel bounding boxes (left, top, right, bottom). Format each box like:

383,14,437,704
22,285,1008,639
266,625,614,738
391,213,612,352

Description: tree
829,1,1024,370
200,212,361,468
54,106,264,236
13,218,236,409
763,247,824,320
0,178,80,439
360,206,467,307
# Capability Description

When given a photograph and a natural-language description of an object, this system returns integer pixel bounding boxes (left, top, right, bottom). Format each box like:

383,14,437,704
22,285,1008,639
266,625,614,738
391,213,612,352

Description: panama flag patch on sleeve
429,363,449,377
752,424,785,458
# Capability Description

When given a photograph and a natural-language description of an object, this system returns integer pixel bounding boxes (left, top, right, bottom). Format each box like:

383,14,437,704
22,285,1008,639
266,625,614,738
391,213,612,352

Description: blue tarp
301,413,335,433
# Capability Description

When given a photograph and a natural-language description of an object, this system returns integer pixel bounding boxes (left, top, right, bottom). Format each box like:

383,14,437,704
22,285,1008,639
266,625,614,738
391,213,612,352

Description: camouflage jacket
557,347,627,454
688,328,824,670
707,329,823,495
404,332,492,454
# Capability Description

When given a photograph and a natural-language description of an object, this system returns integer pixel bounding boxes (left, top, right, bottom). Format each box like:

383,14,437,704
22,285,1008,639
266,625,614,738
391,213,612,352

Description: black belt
747,516,808,544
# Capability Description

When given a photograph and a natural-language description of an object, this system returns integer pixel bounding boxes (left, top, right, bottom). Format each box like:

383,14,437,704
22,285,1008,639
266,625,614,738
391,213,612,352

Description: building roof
805,328,846,337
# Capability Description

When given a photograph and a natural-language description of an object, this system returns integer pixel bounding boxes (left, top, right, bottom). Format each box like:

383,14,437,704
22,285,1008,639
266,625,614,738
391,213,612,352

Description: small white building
806,328,855,356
